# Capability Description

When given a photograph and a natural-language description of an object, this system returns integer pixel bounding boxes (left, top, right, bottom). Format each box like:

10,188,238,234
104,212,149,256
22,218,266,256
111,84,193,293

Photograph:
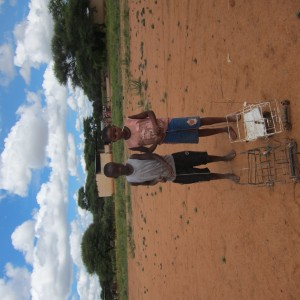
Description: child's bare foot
224,150,236,161
226,174,240,183
227,115,241,122
229,126,238,140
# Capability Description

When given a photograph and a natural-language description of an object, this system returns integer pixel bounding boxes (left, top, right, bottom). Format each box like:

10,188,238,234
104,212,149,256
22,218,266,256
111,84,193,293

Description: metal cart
238,139,300,186
226,100,290,143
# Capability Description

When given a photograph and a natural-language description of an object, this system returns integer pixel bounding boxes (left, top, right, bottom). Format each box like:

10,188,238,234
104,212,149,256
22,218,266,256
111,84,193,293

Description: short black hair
104,162,119,178
102,125,111,143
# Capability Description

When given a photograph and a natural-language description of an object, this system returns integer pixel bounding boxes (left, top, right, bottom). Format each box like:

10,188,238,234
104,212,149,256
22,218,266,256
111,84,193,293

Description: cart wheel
281,100,292,130
284,123,292,131
281,99,290,106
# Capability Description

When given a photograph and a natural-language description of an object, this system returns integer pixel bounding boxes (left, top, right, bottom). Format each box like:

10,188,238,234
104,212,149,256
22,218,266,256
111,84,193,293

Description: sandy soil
122,1,300,299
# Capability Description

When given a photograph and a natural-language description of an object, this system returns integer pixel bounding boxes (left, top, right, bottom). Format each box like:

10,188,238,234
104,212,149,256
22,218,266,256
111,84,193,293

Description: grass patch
128,78,143,96
106,1,131,299
123,1,131,79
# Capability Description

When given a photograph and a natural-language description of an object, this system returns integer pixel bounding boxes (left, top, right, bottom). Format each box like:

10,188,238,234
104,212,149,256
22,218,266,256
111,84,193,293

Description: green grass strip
106,0,129,299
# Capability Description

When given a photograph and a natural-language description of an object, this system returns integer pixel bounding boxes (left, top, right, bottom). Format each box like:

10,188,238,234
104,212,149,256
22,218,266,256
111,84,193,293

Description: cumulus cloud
0,0,98,280
67,84,93,132
78,135,87,175
0,63,72,298
75,118,81,132
0,43,15,86
14,0,54,83
5,62,91,300
11,220,35,264
66,85,92,179
0,92,48,196
28,64,71,300
0,263,31,300
67,134,77,177
31,180,72,299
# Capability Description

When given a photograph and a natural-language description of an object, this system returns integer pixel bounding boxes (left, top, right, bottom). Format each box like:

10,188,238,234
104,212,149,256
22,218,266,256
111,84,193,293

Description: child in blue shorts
102,110,238,152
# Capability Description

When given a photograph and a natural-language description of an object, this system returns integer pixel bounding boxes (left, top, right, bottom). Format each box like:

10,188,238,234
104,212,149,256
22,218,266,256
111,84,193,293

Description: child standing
104,150,240,185
102,110,238,152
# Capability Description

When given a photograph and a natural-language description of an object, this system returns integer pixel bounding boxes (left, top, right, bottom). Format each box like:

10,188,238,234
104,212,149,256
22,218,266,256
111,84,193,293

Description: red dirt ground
122,1,300,299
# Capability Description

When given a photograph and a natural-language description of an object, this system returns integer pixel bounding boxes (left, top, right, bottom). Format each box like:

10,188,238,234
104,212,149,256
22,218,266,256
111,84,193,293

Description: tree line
49,1,116,299
78,117,116,300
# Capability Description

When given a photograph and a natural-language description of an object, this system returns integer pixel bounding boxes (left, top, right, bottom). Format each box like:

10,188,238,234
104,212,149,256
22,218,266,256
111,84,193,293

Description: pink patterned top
124,117,169,148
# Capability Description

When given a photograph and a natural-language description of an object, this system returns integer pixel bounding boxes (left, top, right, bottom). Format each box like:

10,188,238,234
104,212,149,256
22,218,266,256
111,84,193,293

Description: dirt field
122,1,300,299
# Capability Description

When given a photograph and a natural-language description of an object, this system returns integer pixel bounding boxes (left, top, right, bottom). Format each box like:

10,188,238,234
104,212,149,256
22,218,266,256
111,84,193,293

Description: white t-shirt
126,155,176,183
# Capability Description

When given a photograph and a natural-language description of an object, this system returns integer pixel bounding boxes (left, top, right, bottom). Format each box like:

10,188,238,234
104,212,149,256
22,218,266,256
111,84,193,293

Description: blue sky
0,0,101,299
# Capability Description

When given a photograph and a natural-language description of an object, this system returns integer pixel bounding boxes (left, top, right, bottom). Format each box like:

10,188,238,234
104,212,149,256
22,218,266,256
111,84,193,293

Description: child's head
104,162,128,178
102,125,123,143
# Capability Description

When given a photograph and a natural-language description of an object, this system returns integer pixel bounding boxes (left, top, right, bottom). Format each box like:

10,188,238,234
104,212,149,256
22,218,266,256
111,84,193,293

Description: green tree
81,223,114,282
77,187,89,210
81,223,101,274
49,0,106,101
48,0,65,19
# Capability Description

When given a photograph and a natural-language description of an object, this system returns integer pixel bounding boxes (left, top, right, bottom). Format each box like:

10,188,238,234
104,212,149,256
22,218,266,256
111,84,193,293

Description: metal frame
238,139,300,186
226,100,284,143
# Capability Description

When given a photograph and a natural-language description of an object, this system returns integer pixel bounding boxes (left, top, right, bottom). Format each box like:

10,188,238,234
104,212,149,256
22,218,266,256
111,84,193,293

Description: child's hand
167,167,175,178
157,176,167,182
154,127,166,144
153,125,161,136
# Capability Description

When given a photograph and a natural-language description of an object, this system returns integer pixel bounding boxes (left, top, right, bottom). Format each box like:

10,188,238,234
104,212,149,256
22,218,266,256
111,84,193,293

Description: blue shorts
163,117,201,144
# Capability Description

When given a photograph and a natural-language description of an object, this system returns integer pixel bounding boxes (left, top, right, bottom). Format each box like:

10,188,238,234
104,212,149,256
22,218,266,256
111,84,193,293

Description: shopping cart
237,139,300,186
226,100,290,143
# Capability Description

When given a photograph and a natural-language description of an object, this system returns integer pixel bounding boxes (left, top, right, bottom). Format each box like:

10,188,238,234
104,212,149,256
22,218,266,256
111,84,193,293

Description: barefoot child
104,150,240,185
102,110,238,152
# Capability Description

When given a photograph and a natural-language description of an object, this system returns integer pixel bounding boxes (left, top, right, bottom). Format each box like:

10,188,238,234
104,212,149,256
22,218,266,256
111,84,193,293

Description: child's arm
129,153,155,160
130,153,175,177
130,143,158,153
128,110,154,119
128,110,161,134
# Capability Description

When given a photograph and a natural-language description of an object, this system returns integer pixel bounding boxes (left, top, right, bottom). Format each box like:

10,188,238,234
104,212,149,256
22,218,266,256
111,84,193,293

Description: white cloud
29,63,99,300
67,84,93,132
67,134,77,177
0,43,15,86
75,118,81,132
0,92,48,196
66,85,92,179
67,95,77,111
78,136,87,175
31,180,72,299
0,0,4,7
11,220,35,264
1,9,97,290
0,63,72,298
0,263,31,300
28,64,72,300
67,84,92,117
14,0,54,83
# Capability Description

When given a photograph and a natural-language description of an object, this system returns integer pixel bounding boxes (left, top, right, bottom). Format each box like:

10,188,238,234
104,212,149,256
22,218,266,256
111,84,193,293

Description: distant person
104,150,240,185
102,110,238,152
